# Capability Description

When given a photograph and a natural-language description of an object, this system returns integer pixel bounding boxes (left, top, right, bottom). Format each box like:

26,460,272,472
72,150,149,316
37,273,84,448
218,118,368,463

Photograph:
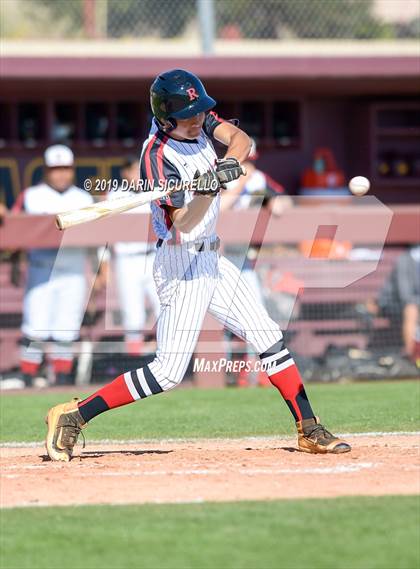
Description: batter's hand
215,158,246,185
192,169,220,196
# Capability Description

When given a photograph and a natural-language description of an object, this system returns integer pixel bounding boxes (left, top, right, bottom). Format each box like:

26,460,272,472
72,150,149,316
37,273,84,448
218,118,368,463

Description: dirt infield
1,434,419,508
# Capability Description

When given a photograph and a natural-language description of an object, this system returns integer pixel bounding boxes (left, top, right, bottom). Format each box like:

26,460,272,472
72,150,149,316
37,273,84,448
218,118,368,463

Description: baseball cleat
296,417,351,454
45,398,87,461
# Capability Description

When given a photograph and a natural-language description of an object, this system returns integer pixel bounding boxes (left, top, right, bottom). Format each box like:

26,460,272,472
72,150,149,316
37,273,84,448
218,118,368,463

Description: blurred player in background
13,145,93,386
111,156,160,355
220,139,292,386
372,245,420,359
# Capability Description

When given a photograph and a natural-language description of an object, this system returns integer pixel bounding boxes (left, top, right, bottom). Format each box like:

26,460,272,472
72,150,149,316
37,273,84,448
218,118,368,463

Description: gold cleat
45,398,87,462
297,417,351,454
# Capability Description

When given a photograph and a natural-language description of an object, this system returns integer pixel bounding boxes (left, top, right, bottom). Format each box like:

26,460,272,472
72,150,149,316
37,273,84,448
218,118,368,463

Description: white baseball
349,176,370,196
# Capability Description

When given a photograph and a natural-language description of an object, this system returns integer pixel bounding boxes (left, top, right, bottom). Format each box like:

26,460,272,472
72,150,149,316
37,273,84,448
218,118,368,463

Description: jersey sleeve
203,111,225,138
140,136,185,209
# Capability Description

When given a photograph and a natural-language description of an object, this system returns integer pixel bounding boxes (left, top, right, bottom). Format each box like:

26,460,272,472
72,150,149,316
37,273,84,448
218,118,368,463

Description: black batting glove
215,158,245,185
192,169,220,196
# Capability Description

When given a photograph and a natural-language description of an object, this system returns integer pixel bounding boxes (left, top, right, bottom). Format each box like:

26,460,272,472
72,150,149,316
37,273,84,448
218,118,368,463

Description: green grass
1,496,419,569
1,381,419,442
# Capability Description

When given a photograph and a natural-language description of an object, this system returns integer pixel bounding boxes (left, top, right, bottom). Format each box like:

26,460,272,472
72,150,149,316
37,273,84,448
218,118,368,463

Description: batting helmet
150,69,216,129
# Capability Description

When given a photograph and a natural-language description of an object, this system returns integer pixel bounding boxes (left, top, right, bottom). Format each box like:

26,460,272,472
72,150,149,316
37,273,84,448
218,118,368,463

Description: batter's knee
125,353,191,400
147,355,187,392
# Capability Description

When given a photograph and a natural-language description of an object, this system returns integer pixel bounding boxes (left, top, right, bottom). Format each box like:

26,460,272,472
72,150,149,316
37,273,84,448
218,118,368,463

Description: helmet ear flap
159,117,177,133
166,118,177,132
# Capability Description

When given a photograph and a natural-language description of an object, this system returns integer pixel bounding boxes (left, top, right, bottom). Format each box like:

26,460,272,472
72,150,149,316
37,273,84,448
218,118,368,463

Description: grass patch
1,380,419,443
1,496,419,569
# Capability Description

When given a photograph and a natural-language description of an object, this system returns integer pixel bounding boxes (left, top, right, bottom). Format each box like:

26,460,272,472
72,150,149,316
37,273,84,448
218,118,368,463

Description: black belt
157,237,220,252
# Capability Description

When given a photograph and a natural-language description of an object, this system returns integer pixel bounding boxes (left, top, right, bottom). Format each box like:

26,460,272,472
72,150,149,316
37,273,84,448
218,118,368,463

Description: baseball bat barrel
55,189,170,230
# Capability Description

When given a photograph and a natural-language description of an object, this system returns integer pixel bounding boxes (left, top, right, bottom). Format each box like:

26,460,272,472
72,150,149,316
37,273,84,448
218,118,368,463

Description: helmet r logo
186,88,199,101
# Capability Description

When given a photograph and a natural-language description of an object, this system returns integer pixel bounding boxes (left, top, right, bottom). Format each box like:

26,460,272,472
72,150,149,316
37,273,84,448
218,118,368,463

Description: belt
157,237,220,252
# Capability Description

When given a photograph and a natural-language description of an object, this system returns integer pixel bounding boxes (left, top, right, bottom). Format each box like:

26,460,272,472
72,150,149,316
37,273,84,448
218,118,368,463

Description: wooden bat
55,165,246,230
55,188,172,230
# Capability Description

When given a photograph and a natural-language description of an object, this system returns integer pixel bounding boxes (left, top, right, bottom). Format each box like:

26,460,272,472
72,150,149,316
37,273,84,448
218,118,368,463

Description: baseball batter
45,70,351,460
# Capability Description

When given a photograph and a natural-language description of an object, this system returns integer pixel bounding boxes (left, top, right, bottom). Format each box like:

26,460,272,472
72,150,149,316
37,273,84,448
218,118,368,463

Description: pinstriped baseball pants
144,240,282,391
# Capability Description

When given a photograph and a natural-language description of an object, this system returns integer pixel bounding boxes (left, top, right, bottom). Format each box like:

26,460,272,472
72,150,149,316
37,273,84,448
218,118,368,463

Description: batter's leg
208,256,350,453
144,252,161,320
74,250,217,423
44,247,218,461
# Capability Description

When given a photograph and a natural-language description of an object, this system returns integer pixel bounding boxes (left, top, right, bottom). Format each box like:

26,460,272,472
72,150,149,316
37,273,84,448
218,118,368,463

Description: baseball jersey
13,183,93,271
140,112,223,244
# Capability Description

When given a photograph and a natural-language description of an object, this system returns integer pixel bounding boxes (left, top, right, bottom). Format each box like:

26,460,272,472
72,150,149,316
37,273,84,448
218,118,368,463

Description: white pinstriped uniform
122,113,294,399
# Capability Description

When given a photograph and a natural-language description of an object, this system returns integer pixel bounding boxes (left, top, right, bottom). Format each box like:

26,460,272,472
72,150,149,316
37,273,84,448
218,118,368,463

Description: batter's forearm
170,194,215,233
224,131,252,163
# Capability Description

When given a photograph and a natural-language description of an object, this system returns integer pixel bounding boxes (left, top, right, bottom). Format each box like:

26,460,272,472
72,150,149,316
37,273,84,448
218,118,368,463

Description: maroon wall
1,55,418,204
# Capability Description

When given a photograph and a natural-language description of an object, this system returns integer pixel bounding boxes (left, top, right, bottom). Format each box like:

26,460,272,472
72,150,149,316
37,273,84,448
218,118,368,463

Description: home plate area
1,435,419,508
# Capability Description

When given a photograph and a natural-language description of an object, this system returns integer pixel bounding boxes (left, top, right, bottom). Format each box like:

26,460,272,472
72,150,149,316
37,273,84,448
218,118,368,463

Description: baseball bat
55,188,171,230
56,165,247,230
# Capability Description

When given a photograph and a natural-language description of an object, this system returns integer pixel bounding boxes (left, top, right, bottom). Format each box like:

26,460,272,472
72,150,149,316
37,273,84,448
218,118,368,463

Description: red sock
259,339,315,422
51,358,73,374
78,374,135,422
21,360,40,376
78,366,164,423
268,363,315,421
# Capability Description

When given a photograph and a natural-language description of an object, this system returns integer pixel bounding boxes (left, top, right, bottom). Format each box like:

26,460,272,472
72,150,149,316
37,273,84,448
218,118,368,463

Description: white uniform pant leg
147,247,217,391
51,272,87,343
242,268,265,308
208,255,282,354
21,266,56,341
143,252,161,319
21,265,56,366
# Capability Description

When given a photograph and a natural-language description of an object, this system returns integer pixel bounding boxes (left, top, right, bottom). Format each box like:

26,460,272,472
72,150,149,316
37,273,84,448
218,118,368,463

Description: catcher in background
45,69,350,461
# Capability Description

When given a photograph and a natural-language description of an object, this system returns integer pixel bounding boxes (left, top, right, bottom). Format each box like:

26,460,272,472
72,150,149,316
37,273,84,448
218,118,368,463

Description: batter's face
46,167,74,192
171,112,205,140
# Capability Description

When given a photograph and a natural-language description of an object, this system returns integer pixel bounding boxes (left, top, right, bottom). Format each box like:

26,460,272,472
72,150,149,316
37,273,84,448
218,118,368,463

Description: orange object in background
266,270,305,294
300,147,352,255
300,239,352,259
301,147,346,190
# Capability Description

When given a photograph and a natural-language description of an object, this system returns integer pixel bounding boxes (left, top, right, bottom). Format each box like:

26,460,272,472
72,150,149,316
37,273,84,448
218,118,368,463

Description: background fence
1,208,419,387
2,0,419,47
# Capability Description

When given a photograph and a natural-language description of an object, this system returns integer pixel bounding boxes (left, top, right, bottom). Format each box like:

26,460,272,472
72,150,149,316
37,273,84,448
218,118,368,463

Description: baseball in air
349,176,370,196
